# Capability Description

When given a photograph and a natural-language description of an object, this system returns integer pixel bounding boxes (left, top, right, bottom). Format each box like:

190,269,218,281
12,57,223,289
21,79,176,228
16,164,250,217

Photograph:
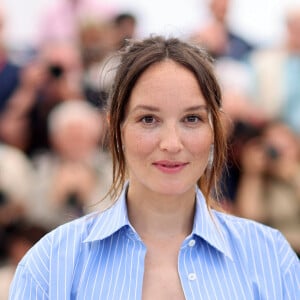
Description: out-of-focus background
3,0,300,48
1,0,300,297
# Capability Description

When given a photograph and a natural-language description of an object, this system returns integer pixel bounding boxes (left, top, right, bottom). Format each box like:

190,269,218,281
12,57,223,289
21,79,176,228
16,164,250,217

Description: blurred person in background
79,18,116,70
0,143,34,231
0,4,21,113
0,58,45,152
190,0,254,61
235,120,300,256
0,222,47,300
28,100,112,230
0,143,37,299
248,5,300,135
36,0,116,46
80,11,138,109
113,12,137,49
0,2,26,151
0,40,84,155
28,41,84,155
79,17,117,109
213,58,268,209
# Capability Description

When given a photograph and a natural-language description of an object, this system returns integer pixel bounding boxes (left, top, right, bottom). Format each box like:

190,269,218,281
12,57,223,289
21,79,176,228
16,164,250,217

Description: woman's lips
152,161,188,174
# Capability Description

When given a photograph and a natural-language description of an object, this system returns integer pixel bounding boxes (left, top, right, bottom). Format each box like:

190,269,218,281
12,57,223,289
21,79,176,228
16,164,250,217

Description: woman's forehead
127,60,206,106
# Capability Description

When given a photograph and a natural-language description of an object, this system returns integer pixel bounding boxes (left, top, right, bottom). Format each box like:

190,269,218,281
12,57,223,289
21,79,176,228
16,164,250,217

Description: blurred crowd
0,0,300,297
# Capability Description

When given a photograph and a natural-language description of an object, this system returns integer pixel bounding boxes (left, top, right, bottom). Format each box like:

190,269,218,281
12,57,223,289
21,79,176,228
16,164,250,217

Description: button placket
187,239,197,281
178,241,199,299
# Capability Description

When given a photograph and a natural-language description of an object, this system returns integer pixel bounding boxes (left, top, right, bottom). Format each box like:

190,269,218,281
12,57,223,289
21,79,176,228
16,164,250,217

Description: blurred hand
51,162,96,206
0,202,24,226
6,62,46,116
266,151,299,181
0,113,30,150
20,62,47,91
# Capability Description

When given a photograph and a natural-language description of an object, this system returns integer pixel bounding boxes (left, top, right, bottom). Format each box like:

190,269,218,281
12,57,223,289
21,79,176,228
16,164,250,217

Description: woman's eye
141,115,156,124
184,115,201,123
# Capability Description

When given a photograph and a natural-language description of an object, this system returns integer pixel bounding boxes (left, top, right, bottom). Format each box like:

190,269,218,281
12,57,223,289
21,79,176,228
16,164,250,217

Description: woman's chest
62,237,278,300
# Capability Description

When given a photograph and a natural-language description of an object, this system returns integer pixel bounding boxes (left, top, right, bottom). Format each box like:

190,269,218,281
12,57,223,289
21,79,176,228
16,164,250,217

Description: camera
265,145,280,160
48,64,64,78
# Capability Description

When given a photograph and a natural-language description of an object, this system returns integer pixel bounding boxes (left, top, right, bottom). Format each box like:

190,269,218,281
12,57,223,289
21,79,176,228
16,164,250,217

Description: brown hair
107,36,226,207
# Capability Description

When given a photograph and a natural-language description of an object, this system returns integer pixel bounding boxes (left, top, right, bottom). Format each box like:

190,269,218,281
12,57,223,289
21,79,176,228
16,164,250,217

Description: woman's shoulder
213,210,299,272
21,195,124,268
213,209,285,247
213,209,272,231
13,213,104,293
19,213,101,266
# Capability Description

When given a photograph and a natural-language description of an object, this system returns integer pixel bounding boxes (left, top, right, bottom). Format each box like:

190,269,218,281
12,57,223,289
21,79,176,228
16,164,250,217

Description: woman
9,36,299,299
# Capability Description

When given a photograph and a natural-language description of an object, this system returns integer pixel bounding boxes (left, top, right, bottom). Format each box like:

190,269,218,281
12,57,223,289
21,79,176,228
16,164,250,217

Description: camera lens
265,145,280,160
48,64,64,78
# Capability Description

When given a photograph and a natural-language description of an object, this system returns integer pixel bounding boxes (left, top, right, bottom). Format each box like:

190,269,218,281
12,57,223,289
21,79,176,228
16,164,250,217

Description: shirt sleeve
276,231,300,299
9,264,48,300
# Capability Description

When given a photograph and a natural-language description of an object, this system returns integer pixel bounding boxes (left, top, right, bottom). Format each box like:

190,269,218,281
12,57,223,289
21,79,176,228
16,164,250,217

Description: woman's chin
150,181,195,198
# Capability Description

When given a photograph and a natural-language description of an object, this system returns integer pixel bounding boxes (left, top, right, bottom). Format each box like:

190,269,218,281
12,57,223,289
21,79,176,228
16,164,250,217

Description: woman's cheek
124,128,158,156
186,131,213,154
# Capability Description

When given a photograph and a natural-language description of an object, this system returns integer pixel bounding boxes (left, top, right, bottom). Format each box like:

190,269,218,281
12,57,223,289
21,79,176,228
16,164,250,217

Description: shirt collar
83,183,131,243
83,183,233,260
193,188,233,260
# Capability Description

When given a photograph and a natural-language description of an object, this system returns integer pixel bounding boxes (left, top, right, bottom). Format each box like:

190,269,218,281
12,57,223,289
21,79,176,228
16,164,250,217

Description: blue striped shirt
10,184,300,299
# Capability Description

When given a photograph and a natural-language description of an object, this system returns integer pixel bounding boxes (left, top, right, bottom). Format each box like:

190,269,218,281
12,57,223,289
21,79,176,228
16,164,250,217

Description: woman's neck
126,185,196,239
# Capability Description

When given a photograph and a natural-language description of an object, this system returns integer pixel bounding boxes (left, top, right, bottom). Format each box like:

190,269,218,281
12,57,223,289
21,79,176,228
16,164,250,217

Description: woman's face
121,60,214,197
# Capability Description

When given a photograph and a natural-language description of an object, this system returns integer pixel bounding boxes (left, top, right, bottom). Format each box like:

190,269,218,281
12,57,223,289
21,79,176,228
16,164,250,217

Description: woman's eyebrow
184,105,208,112
131,105,208,113
131,105,160,112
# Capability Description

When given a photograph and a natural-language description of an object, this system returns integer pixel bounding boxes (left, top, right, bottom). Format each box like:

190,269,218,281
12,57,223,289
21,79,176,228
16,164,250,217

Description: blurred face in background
210,0,229,23
40,41,83,97
286,9,300,52
263,122,299,169
79,21,116,68
50,106,104,161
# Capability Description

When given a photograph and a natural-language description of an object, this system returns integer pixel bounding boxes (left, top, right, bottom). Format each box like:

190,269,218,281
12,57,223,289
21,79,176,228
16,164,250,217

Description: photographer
0,41,83,156
235,120,300,256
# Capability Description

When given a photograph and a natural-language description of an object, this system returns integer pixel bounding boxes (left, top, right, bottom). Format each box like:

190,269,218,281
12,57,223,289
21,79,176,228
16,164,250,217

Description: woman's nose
159,124,183,153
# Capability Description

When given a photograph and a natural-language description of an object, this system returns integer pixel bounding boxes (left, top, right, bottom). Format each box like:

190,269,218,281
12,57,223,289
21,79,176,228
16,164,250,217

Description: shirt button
188,239,196,247
188,273,197,281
